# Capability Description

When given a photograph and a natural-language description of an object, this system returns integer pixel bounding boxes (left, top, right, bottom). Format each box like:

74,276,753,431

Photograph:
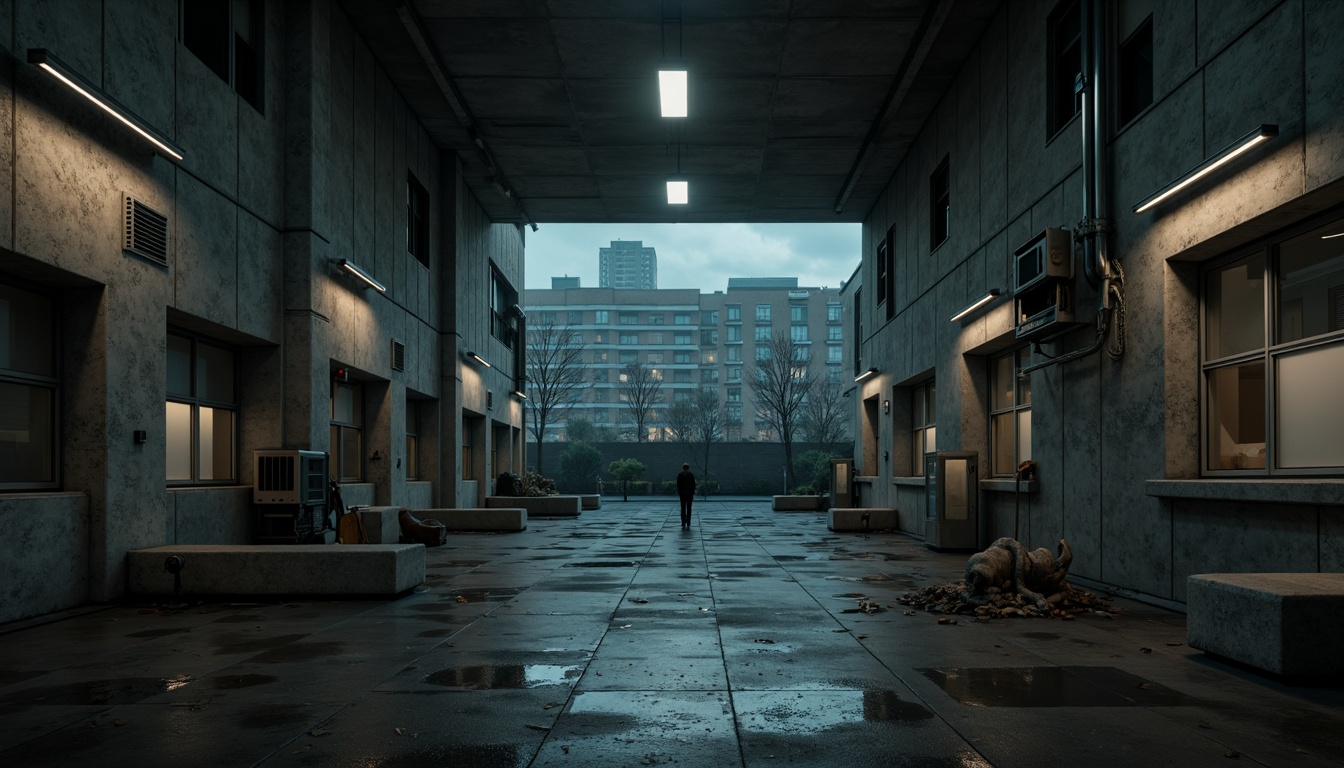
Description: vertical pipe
1090,0,1112,300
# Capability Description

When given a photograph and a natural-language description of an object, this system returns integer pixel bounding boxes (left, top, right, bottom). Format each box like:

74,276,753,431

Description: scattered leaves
753,638,776,644
309,728,332,738
898,581,1119,620
394,727,405,736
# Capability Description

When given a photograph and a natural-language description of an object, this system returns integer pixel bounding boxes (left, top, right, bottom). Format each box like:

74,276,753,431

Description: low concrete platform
486,494,581,517
352,505,401,543
580,494,601,510
827,507,898,531
772,495,826,511
1187,572,1344,676
127,543,425,596
414,507,527,532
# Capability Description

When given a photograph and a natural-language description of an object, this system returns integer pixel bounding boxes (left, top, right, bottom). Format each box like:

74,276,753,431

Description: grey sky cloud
525,223,862,293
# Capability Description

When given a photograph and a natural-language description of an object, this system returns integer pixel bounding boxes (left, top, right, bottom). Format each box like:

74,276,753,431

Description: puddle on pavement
736,690,934,734
126,627,191,638
425,663,583,689
0,677,185,705
204,674,279,690
919,666,1197,707
772,555,810,561
565,561,640,568
451,587,525,602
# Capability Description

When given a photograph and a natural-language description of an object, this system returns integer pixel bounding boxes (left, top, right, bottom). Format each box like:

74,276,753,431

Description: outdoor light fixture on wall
949,289,1003,322
28,48,184,161
467,351,492,368
1132,124,1279,213
336,259,387,292
513,389,527,400
854,367,879,383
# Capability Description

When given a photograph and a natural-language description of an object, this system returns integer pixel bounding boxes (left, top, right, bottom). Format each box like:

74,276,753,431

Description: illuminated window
167,331,237,485
989,349,1032,477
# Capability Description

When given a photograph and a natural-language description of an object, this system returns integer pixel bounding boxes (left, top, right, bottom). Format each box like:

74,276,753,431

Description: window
701,350,717,365
1202,216,1344,474
674,313,692,325
619,333,639,345
181,0,263,110
674,371,692,384
490,266,519,349
461,418,475,480
727,326,742,342
1117,6,1153,127
0,282,57,489
827,302,842,323
167,332,237,484
877,237,889,305
990,349,1033,477
790,305,807,323
726,388,741,403
619,312,639,325
649,333,664,345
407,173,430,268
704,310,719,325
567,311,584,324
726,346,742,363
793,346,811,363
593,350,609,364
700,368,719,383
755,345,771,362
827,365,842,382
727,367,742,382
330,380,363,483
828,326,843,342
791,326,809,343
405,400,420,480
539,312,557,325
649,313,665,325
648,352,664,364
1048,0,1082,136
594,409,609,424
727,305,742,322
756,304,772,322
700,329,718,345
912,380,936,476
727,404,742,422
595,310,609,324
673,332,692,345
930,157,950,251
755,326,772,342
828,346,843,363
619,351,638,364
674,351,692,364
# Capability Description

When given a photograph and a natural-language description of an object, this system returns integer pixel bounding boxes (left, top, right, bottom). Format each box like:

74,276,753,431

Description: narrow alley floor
1,501,1341,767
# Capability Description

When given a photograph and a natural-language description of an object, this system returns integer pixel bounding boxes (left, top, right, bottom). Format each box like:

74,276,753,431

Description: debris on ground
897,582,1120,619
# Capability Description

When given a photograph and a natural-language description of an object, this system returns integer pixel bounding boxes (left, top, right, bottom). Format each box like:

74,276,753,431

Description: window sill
1145,479,1344,506
892,476,927,487
979,479,1039,493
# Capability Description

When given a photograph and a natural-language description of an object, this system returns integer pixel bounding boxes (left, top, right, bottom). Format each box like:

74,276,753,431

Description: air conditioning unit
1013,227,1072,294
254,450,328,506
1013,228,1080,342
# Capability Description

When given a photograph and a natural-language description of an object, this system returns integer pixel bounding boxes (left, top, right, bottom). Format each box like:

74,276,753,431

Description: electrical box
253,450,329,544
1013,228,1080,342
830,458,855,507
924,451,978,551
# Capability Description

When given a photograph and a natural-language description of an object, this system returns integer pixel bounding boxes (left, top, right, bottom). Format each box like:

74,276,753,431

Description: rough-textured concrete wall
0,494,88,625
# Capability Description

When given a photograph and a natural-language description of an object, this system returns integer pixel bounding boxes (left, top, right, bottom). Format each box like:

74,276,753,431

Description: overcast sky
524,222,862,293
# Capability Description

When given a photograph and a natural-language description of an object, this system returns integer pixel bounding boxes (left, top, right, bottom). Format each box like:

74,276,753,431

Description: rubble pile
897,582,1120,620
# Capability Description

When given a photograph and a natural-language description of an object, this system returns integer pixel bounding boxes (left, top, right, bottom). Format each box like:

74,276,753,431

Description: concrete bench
827,507,898,532
580,494,601,510
127,544,425,596
773,495,826,512
1187,573,1344,676
350,505,401,543
413,508,527,532
486,495,581,517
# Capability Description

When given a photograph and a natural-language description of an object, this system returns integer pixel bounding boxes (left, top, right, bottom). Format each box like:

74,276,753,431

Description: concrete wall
856,0,1344,604
0,0,523,623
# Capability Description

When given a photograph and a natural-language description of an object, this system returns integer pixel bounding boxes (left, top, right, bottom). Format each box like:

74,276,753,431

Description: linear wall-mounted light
659,68,688,118
28,49,184,161
1132,124,1278,214
513,389,527,400
337,259,386,292
467,351,492,368
666,177,689,205
949,289,1003,323
854,367,879,383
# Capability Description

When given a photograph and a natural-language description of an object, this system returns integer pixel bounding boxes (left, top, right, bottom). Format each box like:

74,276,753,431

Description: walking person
676,463,697,529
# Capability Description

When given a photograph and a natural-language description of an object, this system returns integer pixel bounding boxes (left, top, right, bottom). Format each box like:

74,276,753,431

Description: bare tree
799,379,851,446
690,388,724,495
664,398,697,443
747,332,815,489
525,321,587,475
617,363,663,442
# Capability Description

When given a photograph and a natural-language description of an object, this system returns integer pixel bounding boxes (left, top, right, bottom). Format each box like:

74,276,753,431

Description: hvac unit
253,450,330,543
1013,228,1080,342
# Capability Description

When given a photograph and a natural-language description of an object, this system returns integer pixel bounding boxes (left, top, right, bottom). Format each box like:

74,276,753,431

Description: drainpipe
1022,0,1125,376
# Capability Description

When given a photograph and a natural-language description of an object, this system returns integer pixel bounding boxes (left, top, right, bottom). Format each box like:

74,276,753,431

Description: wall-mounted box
1013,228,1072,294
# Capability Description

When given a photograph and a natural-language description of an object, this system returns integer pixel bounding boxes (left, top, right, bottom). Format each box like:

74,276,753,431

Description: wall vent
391,339,406,372
123,194,169,267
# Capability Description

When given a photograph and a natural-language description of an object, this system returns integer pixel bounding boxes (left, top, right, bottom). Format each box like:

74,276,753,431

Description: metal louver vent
1331,285,1344,332
391,339,406,372
124,194,169,267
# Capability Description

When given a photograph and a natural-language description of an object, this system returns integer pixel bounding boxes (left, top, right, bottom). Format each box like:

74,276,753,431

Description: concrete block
355,506,402,543
580,494,601,510
127,544,424,596
1187,573,1344,676
827,508,898,532
414,508,527,532
486,495,581,517
773,495,825,512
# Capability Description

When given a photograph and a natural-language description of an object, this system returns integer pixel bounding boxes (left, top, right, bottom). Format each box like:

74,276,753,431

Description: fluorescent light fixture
1132,124,1278,214
949,289,1003,322
513,389,527,400
337,259,387,292
667,179,689,205
468,351,492,368
854,367,879,383
28,48,184,161
659,69,687,117
1321,232,1344,239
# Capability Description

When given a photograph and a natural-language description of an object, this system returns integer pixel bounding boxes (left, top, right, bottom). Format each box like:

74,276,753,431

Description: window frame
1047,0,1083,138
180,0,265,112
0,280,60,491
330,379,364,483
490,265,519,349
989,348,1033,477
930,157,950,252
911,380,936,476
1116,11,1154,128
167,330,239,486
407,171,430,268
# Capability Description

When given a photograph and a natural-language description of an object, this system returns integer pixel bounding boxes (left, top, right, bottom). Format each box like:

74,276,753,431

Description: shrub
495,472,522,496
659,480,678,495
790,485,816,496
739,479,774,496
521,471,557,497
794,450,839,492
558,443,604,493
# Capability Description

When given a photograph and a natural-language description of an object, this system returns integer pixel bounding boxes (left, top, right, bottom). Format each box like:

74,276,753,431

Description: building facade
1,1,526,624
525,279,848,443
598,240,658,289
849,0,1344,606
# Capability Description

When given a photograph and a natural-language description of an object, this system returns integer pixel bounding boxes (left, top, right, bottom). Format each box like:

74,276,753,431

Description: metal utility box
924,451,978,551
253,450,329,543
830,458,855,507
1013,228,1080,342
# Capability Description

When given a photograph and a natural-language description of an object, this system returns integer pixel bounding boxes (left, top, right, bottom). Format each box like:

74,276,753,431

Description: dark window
407,173,430,268
1047,0,1082,137
930,158,950,252
0,281,58,490
181,0,264,111
876,238,889,305
331,380,363,483
1117,15,1153,126
490,266,519,349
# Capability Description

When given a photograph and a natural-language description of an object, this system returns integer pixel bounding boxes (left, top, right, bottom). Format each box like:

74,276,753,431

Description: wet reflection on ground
919,666,1198,707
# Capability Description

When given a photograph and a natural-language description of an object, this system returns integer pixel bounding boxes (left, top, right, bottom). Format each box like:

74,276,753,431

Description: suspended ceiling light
667,178,689,205
659,68,687,118
1132,124,1278,214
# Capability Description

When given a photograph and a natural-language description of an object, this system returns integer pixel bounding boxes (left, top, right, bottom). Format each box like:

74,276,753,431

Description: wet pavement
2,500,1342,767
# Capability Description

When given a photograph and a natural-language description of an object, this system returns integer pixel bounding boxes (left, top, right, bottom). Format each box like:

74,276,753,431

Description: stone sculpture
961,537,1073,610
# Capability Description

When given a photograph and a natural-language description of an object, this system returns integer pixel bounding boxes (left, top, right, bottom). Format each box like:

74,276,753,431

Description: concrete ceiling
338,0,1001,225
